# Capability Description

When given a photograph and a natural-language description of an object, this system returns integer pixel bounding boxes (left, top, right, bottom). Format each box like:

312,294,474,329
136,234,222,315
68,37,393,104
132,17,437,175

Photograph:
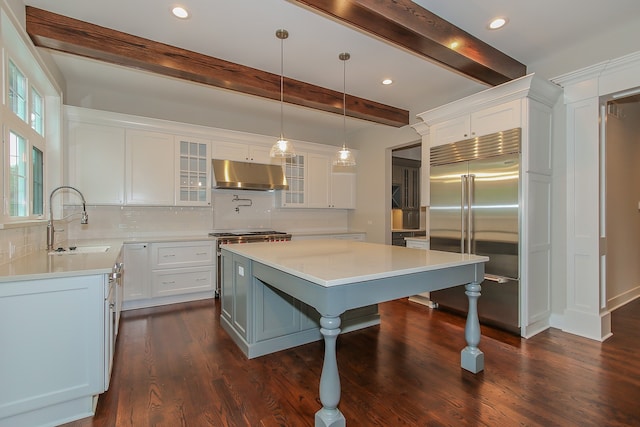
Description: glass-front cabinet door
281,153,306,207
176,137,211,206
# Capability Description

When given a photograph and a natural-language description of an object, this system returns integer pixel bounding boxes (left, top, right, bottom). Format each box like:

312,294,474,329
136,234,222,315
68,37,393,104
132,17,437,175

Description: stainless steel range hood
211,159,288,191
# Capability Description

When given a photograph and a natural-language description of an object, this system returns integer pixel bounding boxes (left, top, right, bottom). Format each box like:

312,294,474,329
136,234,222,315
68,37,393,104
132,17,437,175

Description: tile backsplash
0,190,351,265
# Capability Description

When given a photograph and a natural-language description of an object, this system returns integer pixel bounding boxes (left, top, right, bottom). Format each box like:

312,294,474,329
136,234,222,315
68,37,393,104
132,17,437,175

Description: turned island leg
461,281,484,373
315,315,346,427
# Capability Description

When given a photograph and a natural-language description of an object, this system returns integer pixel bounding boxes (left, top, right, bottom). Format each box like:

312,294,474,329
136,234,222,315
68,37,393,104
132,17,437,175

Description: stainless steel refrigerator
429,128,521,333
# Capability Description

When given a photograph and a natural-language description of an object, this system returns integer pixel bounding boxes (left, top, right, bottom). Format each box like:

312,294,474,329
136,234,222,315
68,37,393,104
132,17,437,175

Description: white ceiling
21,0,640,145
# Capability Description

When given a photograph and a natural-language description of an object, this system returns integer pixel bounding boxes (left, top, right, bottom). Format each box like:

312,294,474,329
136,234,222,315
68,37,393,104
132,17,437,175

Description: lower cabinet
405,238,434,307
123,240,216,310
0,274,109,427
220,251,379,359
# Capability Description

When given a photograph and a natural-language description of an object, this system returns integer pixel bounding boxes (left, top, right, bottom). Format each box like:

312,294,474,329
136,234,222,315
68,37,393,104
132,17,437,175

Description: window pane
32,147,44,215
9,61,27,122
9,131,28,217
31,88,44,135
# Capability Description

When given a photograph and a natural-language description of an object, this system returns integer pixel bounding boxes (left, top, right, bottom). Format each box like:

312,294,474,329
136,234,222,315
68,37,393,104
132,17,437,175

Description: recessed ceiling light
382,79,393,85
488,17,507,30
172,6,189,19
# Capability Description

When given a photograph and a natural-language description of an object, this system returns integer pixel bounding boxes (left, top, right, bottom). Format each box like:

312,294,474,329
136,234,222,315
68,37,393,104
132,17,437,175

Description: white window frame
2,54,47,222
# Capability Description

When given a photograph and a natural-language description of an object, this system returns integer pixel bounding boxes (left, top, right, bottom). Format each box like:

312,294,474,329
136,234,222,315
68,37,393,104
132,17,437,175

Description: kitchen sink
48,245,111,255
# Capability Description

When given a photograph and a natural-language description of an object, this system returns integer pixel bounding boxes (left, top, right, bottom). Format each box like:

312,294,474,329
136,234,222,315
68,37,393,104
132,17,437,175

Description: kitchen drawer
151,241,215,269
151,266,214,297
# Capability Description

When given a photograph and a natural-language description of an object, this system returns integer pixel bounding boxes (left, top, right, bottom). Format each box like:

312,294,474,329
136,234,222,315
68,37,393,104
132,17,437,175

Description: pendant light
270,29,296,159
333,52,356,166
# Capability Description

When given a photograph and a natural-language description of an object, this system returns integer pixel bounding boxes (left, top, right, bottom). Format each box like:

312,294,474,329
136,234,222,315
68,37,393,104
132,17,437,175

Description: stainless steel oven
209,231,292,296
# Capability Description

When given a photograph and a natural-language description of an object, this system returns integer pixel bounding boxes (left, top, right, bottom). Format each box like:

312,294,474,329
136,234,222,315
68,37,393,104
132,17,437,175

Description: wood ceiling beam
290,0,526,86
25,6,409,127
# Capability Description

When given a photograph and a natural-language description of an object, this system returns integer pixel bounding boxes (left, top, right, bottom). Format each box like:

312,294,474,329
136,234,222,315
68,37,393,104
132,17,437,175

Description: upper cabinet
67,121,126,205
212,141,277,164
429,99,521,147
176,137,211,206
125,130,175,206
280,154,306,207
65,107,355,209
280,151,356,209
66,107,212,207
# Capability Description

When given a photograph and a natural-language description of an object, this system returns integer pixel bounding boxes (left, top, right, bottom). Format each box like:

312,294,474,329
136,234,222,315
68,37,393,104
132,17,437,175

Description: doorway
390,143,425,245
603,93,640,310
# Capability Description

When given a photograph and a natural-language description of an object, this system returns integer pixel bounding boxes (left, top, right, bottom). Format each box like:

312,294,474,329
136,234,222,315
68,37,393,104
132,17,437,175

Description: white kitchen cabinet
307,153,331,208
0,274,107,426
67,121,126,204
281,152,356,209
123,243,150,301
126,129,176,205
405,238,433,307
212,141,277,164
176,136,211,206
414,74,561,337
280,153,307,207
330,172,356,209
150,240,215,298
429,99,521,147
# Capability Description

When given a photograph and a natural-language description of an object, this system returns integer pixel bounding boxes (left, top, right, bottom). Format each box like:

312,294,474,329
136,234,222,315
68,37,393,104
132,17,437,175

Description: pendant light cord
342,55,347,150
280,34,284,140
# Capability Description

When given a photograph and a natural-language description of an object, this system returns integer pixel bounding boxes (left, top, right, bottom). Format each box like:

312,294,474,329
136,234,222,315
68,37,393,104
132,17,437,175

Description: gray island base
220,239,488,427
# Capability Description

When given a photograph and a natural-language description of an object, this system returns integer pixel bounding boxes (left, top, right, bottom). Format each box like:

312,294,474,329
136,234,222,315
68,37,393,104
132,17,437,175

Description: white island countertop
222,239,487,287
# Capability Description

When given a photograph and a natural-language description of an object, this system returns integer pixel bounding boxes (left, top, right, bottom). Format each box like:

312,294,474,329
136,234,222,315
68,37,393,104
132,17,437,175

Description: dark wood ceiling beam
290,0,526,86
25,6,409,127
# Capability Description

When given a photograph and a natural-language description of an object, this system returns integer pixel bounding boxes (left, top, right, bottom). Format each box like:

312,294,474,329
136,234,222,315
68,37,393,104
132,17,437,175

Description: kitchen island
221,239,488,427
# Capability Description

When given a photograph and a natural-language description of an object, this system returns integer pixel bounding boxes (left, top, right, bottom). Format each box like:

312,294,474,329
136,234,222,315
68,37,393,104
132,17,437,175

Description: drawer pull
162,254,176,258
196,278,207,282
196,252,208,256
162,281,176,285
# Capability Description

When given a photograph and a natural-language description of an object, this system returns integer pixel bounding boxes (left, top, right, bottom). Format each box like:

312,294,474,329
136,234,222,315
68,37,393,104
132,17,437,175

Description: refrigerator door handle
467,174,475,255
460,175,467,254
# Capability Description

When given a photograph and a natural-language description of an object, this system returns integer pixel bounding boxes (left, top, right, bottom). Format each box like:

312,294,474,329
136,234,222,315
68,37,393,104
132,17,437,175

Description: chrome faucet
47,186,89,251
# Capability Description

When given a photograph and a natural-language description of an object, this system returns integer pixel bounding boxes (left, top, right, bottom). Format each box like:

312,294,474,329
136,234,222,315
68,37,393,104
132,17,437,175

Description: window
3,57,47,221
1,8,57,224
32,147,44,215
9,60,27,122
9,131,27,216
31,88,44,135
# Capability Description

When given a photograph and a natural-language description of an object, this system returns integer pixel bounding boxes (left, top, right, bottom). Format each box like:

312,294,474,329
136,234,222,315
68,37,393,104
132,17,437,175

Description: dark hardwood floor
63,297,640,427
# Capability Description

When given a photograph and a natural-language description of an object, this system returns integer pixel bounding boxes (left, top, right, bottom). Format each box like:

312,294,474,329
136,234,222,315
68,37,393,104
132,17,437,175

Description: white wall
349,124,421,244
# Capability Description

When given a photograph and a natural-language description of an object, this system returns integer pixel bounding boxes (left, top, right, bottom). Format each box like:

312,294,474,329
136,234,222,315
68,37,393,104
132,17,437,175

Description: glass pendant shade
271,29,295,159
270,137,295,158
333,145,356,166
333,52,356,166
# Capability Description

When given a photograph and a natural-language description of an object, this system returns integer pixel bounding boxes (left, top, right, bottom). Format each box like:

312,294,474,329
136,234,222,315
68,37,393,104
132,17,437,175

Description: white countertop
0,235,223,283
222,239,487,287
0,239,125,283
